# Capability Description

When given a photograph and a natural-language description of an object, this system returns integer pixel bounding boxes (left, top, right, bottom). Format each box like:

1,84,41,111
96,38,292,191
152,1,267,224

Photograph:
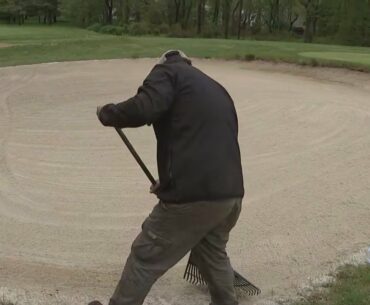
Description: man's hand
150,180,160,195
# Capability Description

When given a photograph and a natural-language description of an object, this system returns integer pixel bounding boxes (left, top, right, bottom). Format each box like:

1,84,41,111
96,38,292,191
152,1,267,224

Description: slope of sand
0,59,369,305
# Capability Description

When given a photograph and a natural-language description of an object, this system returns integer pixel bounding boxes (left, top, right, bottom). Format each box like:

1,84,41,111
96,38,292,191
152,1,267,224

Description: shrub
99,25,127,35
244,54,256,61
150,26,161,36
158,23,170,35
201,24,222,38
127,22,151,35
86,23,102,32
168,24,193,38
309,58,319,67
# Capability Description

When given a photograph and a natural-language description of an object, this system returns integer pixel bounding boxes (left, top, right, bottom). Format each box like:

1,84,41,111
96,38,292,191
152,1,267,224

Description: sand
0,59,369,305
0,43,12,49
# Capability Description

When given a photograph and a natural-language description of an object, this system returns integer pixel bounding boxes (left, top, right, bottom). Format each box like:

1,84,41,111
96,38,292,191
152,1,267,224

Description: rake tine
201,273,206,285
191,264,197,284
243,286,254,295
184,262,190,280
186,263,191,279
188,263,193,283
189,263,194,284
191,263,196,283
242,286,255,296
196,265,203,285
186,265,191,281
184,255,261,296
240,283,260,296
193,264,199,285
194,264,200,285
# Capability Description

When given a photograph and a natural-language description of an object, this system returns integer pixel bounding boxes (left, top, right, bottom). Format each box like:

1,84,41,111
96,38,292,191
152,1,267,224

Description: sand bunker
0,43,12,48
0,59,369,305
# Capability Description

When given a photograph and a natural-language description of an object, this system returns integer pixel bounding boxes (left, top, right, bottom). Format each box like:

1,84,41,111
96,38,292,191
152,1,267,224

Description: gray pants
109,198,242,305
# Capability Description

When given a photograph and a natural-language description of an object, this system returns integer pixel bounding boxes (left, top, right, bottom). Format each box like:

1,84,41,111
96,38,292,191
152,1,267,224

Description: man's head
158,50,191,65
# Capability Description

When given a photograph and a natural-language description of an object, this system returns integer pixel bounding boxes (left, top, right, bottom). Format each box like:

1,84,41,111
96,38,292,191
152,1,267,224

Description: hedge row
87,23,169,36
86,23,224,38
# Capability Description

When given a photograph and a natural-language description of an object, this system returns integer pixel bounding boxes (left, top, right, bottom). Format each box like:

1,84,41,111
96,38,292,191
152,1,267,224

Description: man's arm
97,64,175,128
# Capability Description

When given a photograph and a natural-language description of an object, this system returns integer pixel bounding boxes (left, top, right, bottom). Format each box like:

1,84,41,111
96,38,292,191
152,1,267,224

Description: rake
184,254,261,296
114,127,261,296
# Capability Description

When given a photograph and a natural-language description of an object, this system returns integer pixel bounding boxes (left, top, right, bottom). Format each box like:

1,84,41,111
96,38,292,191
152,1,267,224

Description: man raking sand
93,50,246,305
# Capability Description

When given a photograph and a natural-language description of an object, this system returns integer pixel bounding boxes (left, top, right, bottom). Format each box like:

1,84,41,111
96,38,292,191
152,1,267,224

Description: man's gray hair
158,50,191,64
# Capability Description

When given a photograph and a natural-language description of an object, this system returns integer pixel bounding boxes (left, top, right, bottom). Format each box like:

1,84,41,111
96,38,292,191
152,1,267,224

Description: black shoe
88,301,103,305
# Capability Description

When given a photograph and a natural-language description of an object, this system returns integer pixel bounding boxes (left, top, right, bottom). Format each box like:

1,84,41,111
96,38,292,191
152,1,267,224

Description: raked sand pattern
0,59,369,305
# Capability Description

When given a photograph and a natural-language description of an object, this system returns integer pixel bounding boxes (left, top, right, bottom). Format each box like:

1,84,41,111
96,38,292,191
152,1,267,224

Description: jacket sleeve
98,65,175,128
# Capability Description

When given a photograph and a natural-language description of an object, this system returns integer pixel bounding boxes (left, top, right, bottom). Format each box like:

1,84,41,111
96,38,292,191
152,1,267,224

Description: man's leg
109,199,239,305
191,198,242,305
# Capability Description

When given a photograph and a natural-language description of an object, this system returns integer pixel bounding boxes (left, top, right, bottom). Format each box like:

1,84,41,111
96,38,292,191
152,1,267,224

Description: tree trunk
174,0,181,23
197,0,205,34
275,0,280,30
238,0,244,39
223,0,231,38
304,13,314,42
183,0,193,28
231,0,239,33
124,0,131,24
197,1,202,34
105,0,113,24
289,15,299,31
213,0,220,24
303,0,318,43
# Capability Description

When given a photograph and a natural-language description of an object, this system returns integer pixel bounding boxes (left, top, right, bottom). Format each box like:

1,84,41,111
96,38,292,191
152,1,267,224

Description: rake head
183,258,261,296
233,270,261,296
183,259,207,286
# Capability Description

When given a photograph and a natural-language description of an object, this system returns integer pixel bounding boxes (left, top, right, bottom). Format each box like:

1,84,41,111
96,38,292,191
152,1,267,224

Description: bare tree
104,0,113,24
222,0,232,38
238,0,244,39
300,0,320,42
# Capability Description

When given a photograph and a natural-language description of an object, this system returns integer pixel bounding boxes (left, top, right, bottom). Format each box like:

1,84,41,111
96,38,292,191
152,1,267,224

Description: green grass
295,264,370,305
300,52,370,66
0,24,370,71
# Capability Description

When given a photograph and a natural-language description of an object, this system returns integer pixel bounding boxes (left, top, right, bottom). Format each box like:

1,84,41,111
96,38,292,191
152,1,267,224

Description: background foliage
0,0,369,46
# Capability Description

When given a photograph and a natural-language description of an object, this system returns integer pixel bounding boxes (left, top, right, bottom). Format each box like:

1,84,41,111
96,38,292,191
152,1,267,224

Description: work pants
109,198,242,305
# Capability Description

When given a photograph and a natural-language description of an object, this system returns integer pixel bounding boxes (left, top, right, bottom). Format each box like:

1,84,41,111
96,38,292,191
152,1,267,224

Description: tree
104,0,113,24
237,0,244,39
222,0,232,38
337,0,370,45
197,0,206,34
213,0,221,24
299,0,320,43
60,0,103,26
0,0,28,24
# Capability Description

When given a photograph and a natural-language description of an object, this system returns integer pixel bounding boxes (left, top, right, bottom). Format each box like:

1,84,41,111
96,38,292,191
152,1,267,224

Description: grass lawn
300,52,370,66
0,24,370,70
295,264,370,305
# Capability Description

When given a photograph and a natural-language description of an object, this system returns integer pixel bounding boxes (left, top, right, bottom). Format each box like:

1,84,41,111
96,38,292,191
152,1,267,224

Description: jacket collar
165,53,192,65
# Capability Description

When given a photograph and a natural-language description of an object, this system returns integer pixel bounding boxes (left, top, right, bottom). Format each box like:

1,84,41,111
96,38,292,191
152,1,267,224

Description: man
93,50,244,305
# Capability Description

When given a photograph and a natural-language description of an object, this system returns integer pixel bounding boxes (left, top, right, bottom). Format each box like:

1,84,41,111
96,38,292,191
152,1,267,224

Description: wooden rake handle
114,127,156,185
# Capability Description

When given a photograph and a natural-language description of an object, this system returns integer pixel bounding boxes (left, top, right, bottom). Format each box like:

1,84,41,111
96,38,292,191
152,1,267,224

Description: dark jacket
99,54,244,203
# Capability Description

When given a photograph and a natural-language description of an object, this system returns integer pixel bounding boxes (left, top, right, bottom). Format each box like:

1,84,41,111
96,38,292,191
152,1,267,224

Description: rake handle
114,127,157,185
